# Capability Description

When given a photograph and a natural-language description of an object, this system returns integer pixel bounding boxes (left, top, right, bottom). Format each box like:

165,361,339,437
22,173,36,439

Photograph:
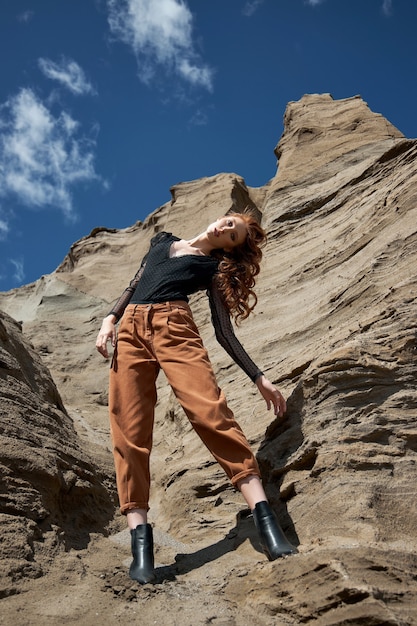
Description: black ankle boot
129,524,156,584
252,501,297,561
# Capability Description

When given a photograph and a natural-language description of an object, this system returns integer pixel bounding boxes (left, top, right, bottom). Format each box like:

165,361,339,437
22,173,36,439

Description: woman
96,211,296,584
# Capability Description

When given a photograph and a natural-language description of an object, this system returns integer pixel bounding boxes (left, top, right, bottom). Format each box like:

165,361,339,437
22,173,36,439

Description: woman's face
207,216,248,251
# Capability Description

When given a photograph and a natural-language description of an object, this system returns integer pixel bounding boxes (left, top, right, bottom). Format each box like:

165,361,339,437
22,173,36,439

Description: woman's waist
125,300,190,313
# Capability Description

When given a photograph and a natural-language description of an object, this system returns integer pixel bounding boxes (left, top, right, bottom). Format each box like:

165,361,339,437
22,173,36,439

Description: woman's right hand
96,315,117,359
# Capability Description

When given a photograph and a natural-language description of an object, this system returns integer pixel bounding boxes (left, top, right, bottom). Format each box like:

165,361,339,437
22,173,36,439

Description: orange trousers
109,302,260,514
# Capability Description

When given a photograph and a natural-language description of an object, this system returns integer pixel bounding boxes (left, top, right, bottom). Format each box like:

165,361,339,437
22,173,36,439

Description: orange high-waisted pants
109,302,260,514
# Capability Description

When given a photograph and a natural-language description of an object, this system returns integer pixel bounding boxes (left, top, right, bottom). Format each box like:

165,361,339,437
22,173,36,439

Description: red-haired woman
96,211,296,584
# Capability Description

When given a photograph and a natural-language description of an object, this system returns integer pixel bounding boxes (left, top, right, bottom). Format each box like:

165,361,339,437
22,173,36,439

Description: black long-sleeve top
108,232,263,383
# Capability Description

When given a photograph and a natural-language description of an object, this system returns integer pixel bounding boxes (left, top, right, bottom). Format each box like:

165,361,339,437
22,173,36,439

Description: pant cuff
231,469,261,488
120,502,150,515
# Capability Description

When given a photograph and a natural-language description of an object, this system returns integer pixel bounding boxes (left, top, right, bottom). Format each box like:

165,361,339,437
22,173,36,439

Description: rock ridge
0,94,416,624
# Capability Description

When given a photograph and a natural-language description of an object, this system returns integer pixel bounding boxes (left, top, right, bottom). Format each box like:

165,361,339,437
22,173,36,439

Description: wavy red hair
213,210,267,323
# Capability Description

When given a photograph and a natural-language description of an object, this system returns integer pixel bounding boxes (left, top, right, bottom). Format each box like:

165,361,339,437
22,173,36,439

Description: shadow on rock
155,508,297,583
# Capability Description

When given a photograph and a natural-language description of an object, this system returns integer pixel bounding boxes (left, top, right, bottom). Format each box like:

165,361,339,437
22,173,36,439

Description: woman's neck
186,232,214,256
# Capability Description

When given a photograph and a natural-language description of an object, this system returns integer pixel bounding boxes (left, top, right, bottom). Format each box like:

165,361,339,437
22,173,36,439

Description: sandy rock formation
0,310,115,597
1,94,416,624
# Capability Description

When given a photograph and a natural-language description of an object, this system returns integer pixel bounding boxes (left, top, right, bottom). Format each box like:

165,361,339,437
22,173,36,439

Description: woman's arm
107,260,147,322
208,279,286,417
96,313,118,358
208,279,263,382
95,231,171,359
254,374,287,418
96,258,147,359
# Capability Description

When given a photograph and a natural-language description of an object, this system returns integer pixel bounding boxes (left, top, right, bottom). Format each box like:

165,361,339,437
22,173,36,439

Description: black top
108,232,263,382
131,232,218,303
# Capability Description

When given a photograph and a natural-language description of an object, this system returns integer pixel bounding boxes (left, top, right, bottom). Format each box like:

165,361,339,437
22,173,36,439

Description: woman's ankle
127,508,148,529
236,475,268,511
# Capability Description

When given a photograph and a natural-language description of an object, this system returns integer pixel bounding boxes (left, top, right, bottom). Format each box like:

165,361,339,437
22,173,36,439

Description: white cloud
382,0,393,16
306,0,394,12
38,57,96,96
0,216,9,239
17,10,34,22
188,108,208,127
0,88,102,221
107,0,213,90
10,258,25,283
242,1,264,17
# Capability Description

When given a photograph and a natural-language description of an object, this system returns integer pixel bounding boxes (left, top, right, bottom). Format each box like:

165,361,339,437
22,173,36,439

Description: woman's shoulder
149,231,179,247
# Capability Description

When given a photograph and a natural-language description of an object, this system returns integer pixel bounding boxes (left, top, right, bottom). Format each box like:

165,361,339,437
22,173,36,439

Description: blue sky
0,0,416,291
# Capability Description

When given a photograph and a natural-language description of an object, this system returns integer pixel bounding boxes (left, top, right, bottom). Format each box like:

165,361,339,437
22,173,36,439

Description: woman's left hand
255,375,287,417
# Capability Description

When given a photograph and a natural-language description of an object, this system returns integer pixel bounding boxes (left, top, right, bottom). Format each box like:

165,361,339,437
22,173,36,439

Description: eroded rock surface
0,310,115,598
1,94,416,624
